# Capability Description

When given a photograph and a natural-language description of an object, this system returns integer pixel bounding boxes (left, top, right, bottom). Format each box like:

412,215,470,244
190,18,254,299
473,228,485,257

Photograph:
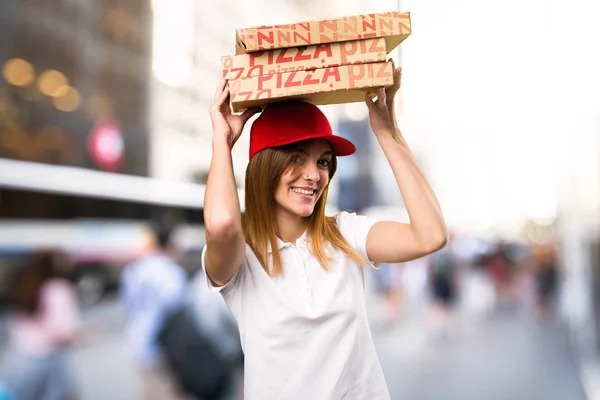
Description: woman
3,250,81,400
204,67,447,399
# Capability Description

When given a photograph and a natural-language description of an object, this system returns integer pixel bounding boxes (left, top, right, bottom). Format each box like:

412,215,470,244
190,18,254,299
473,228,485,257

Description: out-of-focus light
38,70,69,97
52,85,70,98
2,58,35,86
53,86,81,112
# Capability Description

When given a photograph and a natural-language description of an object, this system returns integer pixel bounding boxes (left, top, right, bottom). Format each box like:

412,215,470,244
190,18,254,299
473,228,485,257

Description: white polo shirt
202,212,390,400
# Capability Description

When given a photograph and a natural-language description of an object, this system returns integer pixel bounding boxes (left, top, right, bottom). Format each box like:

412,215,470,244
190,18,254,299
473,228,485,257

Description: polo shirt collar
268,231,309,253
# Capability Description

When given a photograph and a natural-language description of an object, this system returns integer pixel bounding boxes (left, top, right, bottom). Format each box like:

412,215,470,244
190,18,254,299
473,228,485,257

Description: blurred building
0,0,217,223
0,0,151,176
0,0,177,220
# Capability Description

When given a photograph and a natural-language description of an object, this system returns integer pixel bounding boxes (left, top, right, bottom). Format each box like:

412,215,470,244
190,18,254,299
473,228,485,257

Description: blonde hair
241,141,366,277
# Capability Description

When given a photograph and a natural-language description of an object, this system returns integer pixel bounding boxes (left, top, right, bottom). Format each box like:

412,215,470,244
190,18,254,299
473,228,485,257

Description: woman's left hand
365,67,402,137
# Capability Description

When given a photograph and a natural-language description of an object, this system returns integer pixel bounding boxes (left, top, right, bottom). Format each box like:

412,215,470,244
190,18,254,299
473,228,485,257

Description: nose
302,162,320,182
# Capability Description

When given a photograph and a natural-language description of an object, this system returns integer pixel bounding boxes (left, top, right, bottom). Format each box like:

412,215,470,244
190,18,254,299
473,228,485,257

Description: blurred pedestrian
157,270,240,400
427,246,458,339
2,249,82,400
188,267,244,394
481,242,518,308
203,68,448,399
532,240,560,322
120,223,186,400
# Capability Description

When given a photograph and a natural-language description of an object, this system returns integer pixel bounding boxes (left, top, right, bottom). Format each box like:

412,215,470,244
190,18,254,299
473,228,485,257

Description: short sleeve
201,245,244,294
335,211,381,269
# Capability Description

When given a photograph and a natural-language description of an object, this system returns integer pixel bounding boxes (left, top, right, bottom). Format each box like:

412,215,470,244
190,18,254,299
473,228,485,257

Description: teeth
292,188,314,195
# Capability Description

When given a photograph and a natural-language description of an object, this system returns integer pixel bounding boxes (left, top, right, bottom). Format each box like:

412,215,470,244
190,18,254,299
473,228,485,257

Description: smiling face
273,139,333,220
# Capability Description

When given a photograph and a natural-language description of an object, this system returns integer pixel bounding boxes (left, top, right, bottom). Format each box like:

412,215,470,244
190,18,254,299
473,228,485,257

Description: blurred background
0,0,599,399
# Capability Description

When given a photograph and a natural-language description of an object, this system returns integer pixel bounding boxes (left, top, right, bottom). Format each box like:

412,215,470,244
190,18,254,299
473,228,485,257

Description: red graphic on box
223,38,386,80
236,11,411,54
229,61,394,111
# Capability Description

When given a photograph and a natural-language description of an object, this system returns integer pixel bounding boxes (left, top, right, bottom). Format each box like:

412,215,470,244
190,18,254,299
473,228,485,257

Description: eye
317,159,331,169
291,153,309,165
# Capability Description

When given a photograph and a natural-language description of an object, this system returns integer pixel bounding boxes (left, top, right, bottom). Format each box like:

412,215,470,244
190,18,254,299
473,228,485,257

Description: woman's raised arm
204,80,259,286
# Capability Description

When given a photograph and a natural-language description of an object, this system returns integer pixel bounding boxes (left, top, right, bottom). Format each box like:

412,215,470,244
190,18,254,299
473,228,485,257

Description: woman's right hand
209,79,261,149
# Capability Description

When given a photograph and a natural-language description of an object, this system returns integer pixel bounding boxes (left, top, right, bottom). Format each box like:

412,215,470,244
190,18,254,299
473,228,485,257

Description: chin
293,206,315,218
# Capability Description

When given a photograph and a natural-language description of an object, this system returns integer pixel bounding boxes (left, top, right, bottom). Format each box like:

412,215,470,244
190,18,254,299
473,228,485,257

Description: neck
276,212,308,244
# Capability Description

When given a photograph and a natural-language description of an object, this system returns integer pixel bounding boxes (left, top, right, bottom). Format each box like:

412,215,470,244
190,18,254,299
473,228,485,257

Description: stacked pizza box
222,11,412,112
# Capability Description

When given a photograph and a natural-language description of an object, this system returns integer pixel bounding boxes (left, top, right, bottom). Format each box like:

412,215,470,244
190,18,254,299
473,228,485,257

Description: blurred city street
373,308,586,400
2,0,600,399
50,283,586,400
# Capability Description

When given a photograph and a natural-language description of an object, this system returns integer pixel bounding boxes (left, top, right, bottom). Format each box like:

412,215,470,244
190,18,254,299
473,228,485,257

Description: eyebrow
294,148,333,157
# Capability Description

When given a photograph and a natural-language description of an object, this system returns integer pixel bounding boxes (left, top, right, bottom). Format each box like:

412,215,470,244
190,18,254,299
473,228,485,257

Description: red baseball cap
249,101,356,159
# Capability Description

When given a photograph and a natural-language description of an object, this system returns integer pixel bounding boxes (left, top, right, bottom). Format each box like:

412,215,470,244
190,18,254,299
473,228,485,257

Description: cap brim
255,132,356,158
324,135,356,157
284,131,356,157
